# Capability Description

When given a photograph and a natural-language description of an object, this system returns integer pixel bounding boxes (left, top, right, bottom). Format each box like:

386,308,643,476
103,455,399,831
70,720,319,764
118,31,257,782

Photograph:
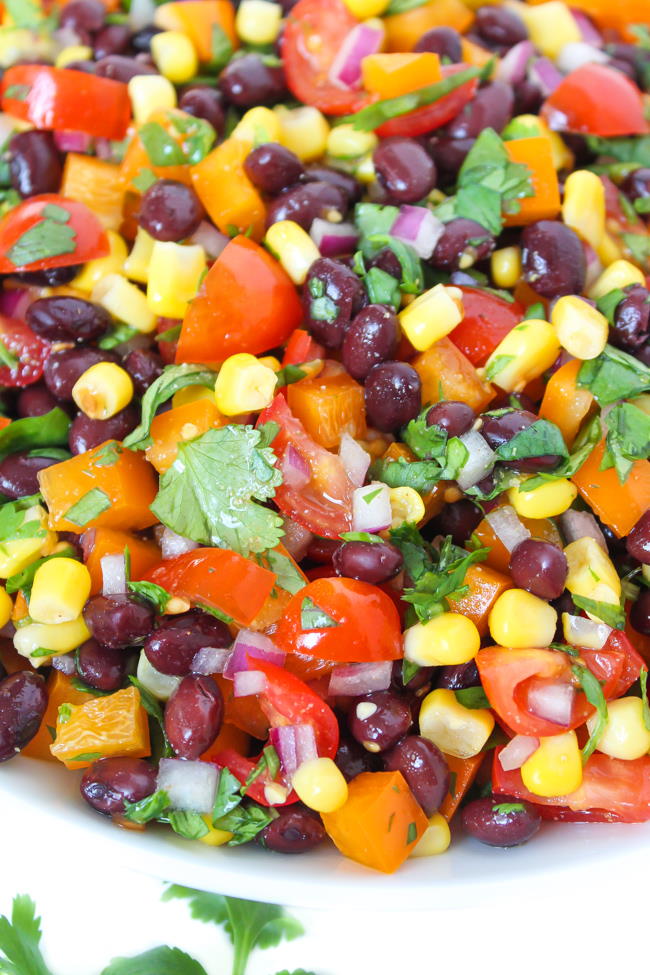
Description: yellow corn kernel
0,30,52,68
595,231,624,269
147,241,206,319
548,131,574,172
55,44,93,69
150,30,198,84
265,220,320,285
128,74,177,126
275,106,330,162
71,231,128,293
419,688,494,759
215,353,277,415
551,294,608,360
562,170,605,250
124,227,156,284
172,385,216,409
258,355,282,373
0,506,56,579
292,757,348,813
520,730,582,798
92,273,156,333
490,246,522,289
136,651,181,702
483,319,560,393
342,0,390,15
355,153,376,184
0,587,12,628
588,697,650,761
410,812,451,858
389,486,425,528
515,1,580,58
72,362,134,421
231,106,282,147
29,558,91,625
326,124,378,160
508,477,577,519
14,615,92,665
404,613,481,667
398,284,464,352
564,536,621,601
588,259,646,300
198,815,233,846
488,588,557,648
236,0,282,44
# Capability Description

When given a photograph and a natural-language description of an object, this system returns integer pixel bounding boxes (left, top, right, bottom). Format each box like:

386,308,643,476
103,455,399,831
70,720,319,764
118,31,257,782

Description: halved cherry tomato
282,329,325,367
541,63,649,137
257,394,354,538
533,805,627,823
604,629,645,698
449,288,524,367
0,195,108,274
1,66,131,141
374,65,478,138
0,317,50,388
273,576,403,663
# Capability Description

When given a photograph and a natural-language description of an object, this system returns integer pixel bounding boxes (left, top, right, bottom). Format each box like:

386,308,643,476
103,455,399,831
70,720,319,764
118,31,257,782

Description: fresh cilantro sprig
493,418,568,465
578,343,650,405
124,364,219,451
5,545,76,595
101,947,208,975
0,894,54,975
601,401,650,483
522,414,602,491
0,408,70,463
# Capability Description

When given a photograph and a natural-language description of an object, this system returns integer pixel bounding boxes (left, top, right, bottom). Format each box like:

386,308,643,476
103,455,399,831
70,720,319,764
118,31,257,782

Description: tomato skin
449,288,524,367
1,66,131,141
375,66,478,138
534,805,628,824
282,329,325,367
0,195,108,274
541,64,649,137
0,317,50,388
604,629,644,698
176,236,303,365
274,576,403,663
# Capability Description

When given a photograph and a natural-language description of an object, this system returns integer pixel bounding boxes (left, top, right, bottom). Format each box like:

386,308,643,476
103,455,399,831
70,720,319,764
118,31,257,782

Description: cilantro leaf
0,499,45,553
0,894,54,975
300,596,338,629
124,364,218,451
63,488,111,527
97,323,139,350
274,970,317,975
3,0,45,29
493,418,568,464
212,768,243,822
492,802,526,815
640,668,650,732
572,664,608,763
354,203,400,238
129,677,173,756
484,354,515,381
364,266,401,308
122,789,170,825
7,207,76,268
362,234,423,294
577,343,650,405
371,456,443,492
168,113,217,166
601,401,650,483
402,408,448,460
0,408,70,463
595,288,627,325
402,659,420,685
168,810,209,840
256,549,306,595
340,531,384,543
101,947,208,975
0,339,18,370
210,23,233,70
571,594,625,630
455,686,491,709
151,425,284,556
522,414,601,490
622,233,650,267
385,0,429,11
214,802,274,845
132,168,157,193
586,135,650,165
127,580,171,613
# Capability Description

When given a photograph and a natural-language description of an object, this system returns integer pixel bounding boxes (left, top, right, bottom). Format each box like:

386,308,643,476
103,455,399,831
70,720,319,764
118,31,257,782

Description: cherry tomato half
0,316,50,388
0,195,108,274
375,65,478,138
541,63,649,137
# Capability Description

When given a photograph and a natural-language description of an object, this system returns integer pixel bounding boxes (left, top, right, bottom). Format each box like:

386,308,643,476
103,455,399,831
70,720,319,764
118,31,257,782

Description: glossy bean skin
306,537,341,565
431,218,495,270
131,25,162,53
123,348,164,397
244,143,304,195
475,5,528,50
333,540,403,584
16,384,60,418
164,674,223,759
43,347,120,401
364,361,422,431
259,805,325,853
341,304,399,381
93,23,131,59
60,0,105,34
414,26,462,60
139,179,204,242
302,258,365,348
219,54,286,107
83,594,154,649
0,451,58,499
428,135,474,183
348,690,412,752
446,82,514,139
144,609,231,676
16,265,81,287
509,539,568,600
610,285,650,351
513,80,543,115
69,405,140,454
631,590,650,635
80,757,158,816
627,511,650,564
266,181,348,231
303,165,362,205
426,400,475,438
434,499,482,546
521,221,586,298
95,55,157,82
435,660,480,690
334,736,380,780
462,797,541,847
179,87,226,135
76,638,127,691
9,131,62,197
0,671,48,762
26,296,111,343
481,409,561,472
383,735,449,816
373,137,437,204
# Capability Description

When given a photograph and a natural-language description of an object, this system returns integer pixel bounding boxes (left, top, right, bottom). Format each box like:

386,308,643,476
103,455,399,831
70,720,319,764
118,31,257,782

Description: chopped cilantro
4,84,30,101
123,789,171,825
454,686,491,710
586,135,650,166
0,499,45,553
522,414,601,490
622,233,650,267
97,323,139,350
601,401,650,483
63,488,111,527
7,204,76,268
213,802,275,846
0,339,18,371
102,946,208,975
5,545,76,595
300,596,339,629
406,821,418,844
168,810,209,841
0,894,55,975
0,407,70,463
212,768,243,822
577,344,650,405
572,664,608,763
402,408,448,460
127,580,171,613
571,595,625,630
340,532,384,544
256,549,306,595
139,121,186,167
124,364,218,451
640,669,650,732
69,751,103,763
371,456,443,492
354,203,400,238
168,113,216,166
210,23,233,70
364,266,401,308
93,441,123,467
493,418,568,464
485,354,515,381
492,802,526,815
595,288,627,325
402,659,420,685
129,677,173,757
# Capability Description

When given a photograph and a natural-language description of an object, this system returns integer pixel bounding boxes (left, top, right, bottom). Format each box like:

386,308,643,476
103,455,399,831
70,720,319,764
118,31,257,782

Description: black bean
81,757,158,816
610,284,650,351
83,594,154,649
302,257,365,348
267,181,348,231
16,265,82,287
481,408,561,472
27,296,111,343
0,671,47,762
68,405,139,454
521,221,586,298
509,539,568,600
244,143,304,195
144,609,231,676
303,165,362,205
348,690,412,752
9,131,62,198
219,54,286,107
364,361,422,431
164,674,223,759
95,55,157,82
631,590,650,635
383,735,449,815
627,511,650,564
44,347,120,401
431,218,495,271
60,0,105,33
435,660,480,690
333,540,403,584
446,81,514,139
475,5,528,50
259,805,325,853
334,736,380,780
341,304,399,381
179,86,226,135
462,797,541,846
76,638,127,691
373,137,437,204
139,179,205,242
16,384,59,418
428,135,475,183
123,348,164,396
131,25,163,53
0,451,58,499
93,23,132,59
426,400,475,438
414,26,462,61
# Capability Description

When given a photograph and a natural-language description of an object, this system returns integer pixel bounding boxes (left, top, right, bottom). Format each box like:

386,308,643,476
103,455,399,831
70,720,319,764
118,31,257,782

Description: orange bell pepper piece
61,153,124,231
461,37,496,69
439,753,484,821
321,771,428,873
23,671,95,762
448,563,512,637
38,440,158,534
83,527,161,595
384,0,474,52
50,685,150,770
362,53,442,99
413,337,495,413
191,138,265,239
145,399,229,473
526,0,649,37
539,359,595,448
214,675,271,740
572,440,650,538
381,442,448,523
503,137,561,226
155,0,238,62
287,371,366,449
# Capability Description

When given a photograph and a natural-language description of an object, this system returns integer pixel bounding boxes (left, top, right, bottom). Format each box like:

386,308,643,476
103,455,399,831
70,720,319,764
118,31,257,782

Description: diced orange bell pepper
412,337,495,413
11,591,28,624
154,0,238,62
572,440,650,538
321,771,428,873
50,685,150,770
61,153,124,231
38,440,158,534
83,527,161,595
191,139,265,239
145,399,229,473
362,52,442,99
503,137,561,226
201,720,250,763
461,37,496,69
539,359,595,448
448,563,512,637
287,371,366,449
383,0,474,52
474,513,562,574
439,753,484,821
215,675,270,740
23,671,95,762
526,0,649,37
381,442,447,523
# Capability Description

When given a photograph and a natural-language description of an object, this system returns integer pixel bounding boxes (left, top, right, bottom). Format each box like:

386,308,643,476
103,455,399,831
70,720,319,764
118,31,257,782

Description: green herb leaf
256,549,306,595
168,810,210,841
139,122,186,167
0,499,45,554
300,596,338,629
401,659,420,685
522,414,602,490
363,233,423,294
577,343,650,405
97,323,139,350
406,821,418,844
5,545,76,595
132,167,157,193
69,675,110,697
586,135,650,166
622,232,650,267
640,668,650,732
385,0,428,12
0,408,70,463
129,676,173,757
210,22,233,70
4,84,30,101
7,205,76,268
274,363,308,388
572,664,608,763
212,768,243,823
595,288,627,325
340,531,384,543
127,580,171,613
571,594,625,630
494,417,568,463
454,686,491,709
124,364,218,450
601,401,650,483
63,488,111,527
122,789,170,825
402,408,448,460
69,751,103,763
101,946,208,975
485,354,515,381
371,457,443,492
492,802,526,815
0,339,18,370
195,602,234,625
354,203,400,238
168,112,217,166
0,894,54,975
214,802,275,845
364,266,401,308
93,441,124,467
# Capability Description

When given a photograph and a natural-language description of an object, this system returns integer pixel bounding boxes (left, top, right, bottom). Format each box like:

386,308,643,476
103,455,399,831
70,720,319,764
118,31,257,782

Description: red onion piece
101,553,127,595
563,614,612,651
339,433,370,488
223,629,285,679
51,653,76,676
270,723,317,780
0,289,30,320
352,482,392,533
455,430,496,491
328,660,393,696
527,679,575,727
329,22,384,89
528,57,563,96
54,130,93,154
281,517,313,562
390,205,444,260
556,42,608,74
233,669,267,697
281,445,311,490
498,734,540,771
570,8,603,46
309,219,359,257
161,527,199,559
486,505,531,553
157,758,219,813
191,646,233,676
559,510,607,552
496,39,536,85
189,221,229,260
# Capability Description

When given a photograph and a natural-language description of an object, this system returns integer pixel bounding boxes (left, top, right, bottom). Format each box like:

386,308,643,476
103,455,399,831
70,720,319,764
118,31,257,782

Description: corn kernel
507,477,577,519
71,231,128,293
548,131,574,171
410,812,451,857
404,613,480,667
128,74,177,126
342,0,390,16
551,294,608,360
124,227,155,284
198,814,233,846
136,651,181,701
516,1,580,58
389,486,425,528
171,385,216,409
595,231,624,269
215,353,277,415
236,0,282,44
563,536,621,601
399,284,464,352
588,697,650,761
292,757,349,813
488,588,557,648
258,355,282,373
483,319,560,393
419,688,494,759
29,557,91,626
0,505,55,579
588,259,646,300
520,730,582,798
326,124,378,160
490,246,522,289
55,44,93,69
14,616,92,665
92,273,156,333
231,106,282,147
151,30,198,84
355,153,376,184
274,106,329,161
562,170,605,249
265,220,320,285
147,241,206,319
72,362,134,421
0,587,12,629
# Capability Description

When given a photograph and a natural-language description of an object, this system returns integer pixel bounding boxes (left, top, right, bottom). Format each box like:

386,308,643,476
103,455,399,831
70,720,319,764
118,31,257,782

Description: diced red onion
455,430,496,491
54,130,93,154
328,661,393,697
281,517,313,562
0,288,30,320
352,481,392,533
309,219,358,257
223,629,285,679
527,679,575,727
270,723,317,780
486,505,531,553
233,669,267,697
339,432,370,488
161,527,199,559
157,758,218,813
191,646,233,676
563,613,612,651
556,42,608,74
101,553,127,595
294,723,318,765
571,8,603,46
498,734,540,771
281,445,311,490
389,205,444,260
528,57,563,96
328,22,384,89
129,0,157,30
51,653,76,676
188,221,229,260
560,510,607,551
496,40,536,85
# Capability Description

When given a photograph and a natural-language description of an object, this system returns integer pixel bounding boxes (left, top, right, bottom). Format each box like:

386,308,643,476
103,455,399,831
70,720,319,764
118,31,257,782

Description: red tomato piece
0,195,108,274
273,576,403,663
257,394,355,538
534,805,628,824
282,329,325,367
449,288,524,367
375,65,478,138
604,629,644,698
1,66,131,141
0,317,50,388
541,64,649,137
176,236,303,365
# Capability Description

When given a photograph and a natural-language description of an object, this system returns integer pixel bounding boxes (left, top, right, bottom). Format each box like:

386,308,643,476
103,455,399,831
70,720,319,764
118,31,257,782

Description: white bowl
1,756,647,909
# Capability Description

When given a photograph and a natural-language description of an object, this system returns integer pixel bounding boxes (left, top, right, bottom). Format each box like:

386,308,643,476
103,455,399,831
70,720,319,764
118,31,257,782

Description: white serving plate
1,756,646,910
